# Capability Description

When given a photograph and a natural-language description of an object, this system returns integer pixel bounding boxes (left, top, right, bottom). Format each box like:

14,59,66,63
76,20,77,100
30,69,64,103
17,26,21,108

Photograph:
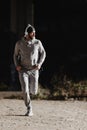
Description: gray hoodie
13,37,46,70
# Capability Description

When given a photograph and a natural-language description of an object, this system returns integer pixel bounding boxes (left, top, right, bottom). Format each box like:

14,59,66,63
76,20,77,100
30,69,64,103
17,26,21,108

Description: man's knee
31,90,38,95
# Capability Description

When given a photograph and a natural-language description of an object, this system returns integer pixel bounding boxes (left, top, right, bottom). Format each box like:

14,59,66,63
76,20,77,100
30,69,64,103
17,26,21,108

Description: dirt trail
0,99,87,130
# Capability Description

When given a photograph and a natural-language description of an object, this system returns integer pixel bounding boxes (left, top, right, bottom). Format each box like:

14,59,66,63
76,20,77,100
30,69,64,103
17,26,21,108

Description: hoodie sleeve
13,41,20,67
37,40,46,68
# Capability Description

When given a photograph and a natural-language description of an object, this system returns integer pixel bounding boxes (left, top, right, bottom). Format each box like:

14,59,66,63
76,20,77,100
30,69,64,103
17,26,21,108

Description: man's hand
32,65,41,70
16,66,22,71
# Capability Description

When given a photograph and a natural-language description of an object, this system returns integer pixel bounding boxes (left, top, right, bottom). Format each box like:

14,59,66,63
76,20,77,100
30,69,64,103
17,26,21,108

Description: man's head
24,24,35,40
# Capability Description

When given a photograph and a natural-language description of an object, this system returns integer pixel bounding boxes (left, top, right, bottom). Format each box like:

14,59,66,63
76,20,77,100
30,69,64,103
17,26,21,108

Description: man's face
27,31,35,40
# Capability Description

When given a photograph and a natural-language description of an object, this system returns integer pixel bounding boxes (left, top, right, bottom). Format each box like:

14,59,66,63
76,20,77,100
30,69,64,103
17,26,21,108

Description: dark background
34,0,87,84
0,0,87,90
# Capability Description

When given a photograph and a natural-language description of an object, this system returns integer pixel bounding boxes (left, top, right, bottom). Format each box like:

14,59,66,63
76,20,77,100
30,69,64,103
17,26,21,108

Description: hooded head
24,24,35,36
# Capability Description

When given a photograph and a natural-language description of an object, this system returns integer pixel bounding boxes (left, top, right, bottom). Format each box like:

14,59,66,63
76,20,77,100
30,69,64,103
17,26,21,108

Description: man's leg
29,70,39,95
19,71,33,116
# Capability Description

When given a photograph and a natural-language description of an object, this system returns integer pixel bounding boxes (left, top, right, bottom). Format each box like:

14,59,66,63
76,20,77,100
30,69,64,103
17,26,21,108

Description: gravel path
0,99,87,130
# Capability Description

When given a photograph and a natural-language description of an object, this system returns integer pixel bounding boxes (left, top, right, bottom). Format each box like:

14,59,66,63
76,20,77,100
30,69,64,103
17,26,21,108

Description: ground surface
0,93,87,130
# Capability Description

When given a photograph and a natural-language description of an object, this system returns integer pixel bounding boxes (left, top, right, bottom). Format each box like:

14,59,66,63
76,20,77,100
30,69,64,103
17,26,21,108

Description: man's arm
37,40,46,69
13,42,22,71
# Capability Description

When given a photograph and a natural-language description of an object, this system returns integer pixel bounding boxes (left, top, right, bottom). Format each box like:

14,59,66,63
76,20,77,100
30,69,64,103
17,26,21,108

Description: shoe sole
25,113,33,116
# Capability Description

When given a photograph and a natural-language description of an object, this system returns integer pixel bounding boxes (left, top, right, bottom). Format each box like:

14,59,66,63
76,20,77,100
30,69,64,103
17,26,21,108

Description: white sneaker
28,110,33,116
25,109,33,116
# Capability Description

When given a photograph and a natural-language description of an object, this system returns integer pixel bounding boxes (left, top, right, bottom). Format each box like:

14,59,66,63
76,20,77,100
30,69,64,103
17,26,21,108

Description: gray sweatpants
19,69,39,109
